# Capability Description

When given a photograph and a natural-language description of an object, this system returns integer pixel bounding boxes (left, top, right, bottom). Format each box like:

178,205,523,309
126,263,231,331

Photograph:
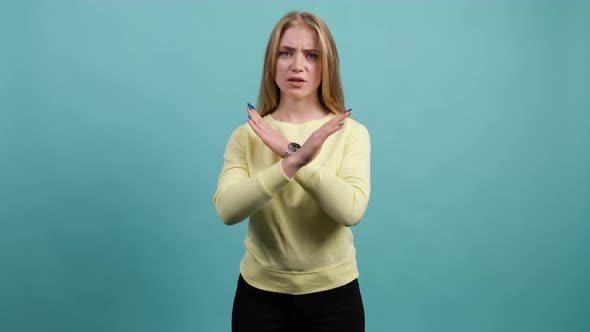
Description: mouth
287,78,306,82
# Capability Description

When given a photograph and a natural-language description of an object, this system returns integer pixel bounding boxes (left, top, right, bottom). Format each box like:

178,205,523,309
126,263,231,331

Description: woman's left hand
246,104,290,157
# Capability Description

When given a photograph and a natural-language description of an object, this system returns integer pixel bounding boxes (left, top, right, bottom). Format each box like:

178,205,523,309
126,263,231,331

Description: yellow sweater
213,113,371,294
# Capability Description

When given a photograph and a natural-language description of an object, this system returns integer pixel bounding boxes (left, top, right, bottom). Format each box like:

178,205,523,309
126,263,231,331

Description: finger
247,118,262,137
247,110,287,145
247,104,266,123
246,104,259,124
249,119,270,141
246,106,255,120
246,107,258,127
318,110,351,135
246,106,266,133
247,109,266,135
336,109,352,123
247,106,261,121
323,110,351,129
326,123,345,136
326,114,352,136
248,109,281,140
246,106,255,124
247,107,268,131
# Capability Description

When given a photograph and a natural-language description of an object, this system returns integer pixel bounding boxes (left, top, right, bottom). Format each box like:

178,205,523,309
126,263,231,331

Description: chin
282,90,314,100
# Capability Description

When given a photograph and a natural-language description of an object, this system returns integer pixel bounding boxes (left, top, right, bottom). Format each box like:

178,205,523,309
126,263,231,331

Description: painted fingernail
247,102,256,110
345,108,352,113
248,115,252,120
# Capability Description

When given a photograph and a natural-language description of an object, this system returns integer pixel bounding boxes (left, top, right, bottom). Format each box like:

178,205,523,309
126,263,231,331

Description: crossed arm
246,105,352,179
213,106,370,226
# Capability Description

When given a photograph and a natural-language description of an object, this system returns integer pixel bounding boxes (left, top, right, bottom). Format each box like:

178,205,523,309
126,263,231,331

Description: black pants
232,275,365,332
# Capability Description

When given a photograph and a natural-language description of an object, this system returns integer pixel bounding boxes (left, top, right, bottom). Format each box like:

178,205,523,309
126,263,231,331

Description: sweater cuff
294,164,321,190
258,161,292,196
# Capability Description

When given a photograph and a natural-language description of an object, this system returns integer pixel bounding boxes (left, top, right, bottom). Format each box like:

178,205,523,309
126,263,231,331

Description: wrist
280,155,303,179
282,142,301,159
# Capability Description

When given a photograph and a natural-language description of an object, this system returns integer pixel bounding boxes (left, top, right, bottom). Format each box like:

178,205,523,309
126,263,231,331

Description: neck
272,96,327,124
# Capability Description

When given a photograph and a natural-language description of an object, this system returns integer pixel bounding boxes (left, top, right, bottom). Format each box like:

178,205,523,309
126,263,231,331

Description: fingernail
345,108,352,113
339,121,344,126
247,102,256,110
248,115,252,120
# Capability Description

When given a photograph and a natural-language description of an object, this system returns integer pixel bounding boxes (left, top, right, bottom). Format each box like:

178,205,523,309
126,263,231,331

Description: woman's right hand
247,104,291,158
282,110,352,177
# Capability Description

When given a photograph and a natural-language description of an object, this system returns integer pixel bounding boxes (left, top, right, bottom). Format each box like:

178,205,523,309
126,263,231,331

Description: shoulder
228,122,253,139
347,117,368,131
344,117,370,137
224,123,255,149
339,117,370,151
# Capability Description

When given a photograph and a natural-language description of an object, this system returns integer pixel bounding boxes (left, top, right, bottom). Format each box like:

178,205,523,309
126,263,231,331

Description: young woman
214,11,371,331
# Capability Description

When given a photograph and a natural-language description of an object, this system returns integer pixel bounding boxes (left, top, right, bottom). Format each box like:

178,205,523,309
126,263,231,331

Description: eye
279,50,292,57
306,53,319,60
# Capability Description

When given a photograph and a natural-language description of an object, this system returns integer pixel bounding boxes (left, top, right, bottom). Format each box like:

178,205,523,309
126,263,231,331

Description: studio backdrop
1,1,589,331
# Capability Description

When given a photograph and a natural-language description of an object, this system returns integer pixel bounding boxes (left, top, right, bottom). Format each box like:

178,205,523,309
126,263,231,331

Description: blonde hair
256,12,345,117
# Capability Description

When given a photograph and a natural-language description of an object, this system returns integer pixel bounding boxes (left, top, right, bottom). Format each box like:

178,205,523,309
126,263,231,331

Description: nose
291,53,304,72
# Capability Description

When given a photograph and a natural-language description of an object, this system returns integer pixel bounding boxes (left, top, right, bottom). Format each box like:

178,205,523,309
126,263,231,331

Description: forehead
279,24,319,49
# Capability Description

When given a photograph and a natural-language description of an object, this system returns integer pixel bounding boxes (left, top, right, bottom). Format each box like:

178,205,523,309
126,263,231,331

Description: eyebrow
279,46,319,53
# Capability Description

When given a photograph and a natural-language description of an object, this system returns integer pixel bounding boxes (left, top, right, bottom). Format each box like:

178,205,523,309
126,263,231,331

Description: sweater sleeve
213,127,292,225
294,123,371,227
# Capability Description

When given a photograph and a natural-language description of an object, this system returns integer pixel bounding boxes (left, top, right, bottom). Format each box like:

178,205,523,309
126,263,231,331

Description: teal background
2,1,589,331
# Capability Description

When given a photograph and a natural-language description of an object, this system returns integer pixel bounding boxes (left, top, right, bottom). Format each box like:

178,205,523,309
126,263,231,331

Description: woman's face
275,24,322,101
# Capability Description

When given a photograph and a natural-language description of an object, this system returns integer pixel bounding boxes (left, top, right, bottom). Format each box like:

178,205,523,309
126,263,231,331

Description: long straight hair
256,12,345,117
